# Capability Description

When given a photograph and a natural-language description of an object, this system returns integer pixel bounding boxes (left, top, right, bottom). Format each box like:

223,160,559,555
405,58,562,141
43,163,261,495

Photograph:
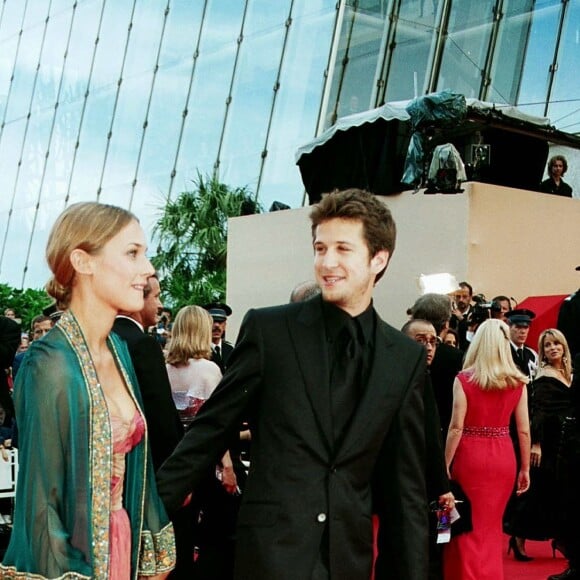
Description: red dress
443,371,524,580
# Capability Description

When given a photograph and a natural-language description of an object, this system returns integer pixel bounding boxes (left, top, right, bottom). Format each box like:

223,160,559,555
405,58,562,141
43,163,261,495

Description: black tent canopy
296,92,580,204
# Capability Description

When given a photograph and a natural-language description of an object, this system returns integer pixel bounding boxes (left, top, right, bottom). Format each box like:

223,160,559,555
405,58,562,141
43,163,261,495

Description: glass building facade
0,0,338,288
324,0,580,128
1,0,579,289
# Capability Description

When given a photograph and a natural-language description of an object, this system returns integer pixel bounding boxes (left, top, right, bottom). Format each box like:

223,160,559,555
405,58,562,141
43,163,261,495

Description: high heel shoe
507,536,534,562
552,539,567,558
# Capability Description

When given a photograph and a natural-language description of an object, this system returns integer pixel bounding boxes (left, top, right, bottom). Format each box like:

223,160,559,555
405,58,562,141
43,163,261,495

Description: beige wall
467,182,580,302
225,183,580,340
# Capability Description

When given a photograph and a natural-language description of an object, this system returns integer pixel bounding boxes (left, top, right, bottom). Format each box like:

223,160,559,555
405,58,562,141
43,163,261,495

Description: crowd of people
0,187,578,579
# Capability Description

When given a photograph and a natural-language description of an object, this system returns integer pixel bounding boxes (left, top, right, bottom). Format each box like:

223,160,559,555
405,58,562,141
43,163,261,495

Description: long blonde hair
166,305,213,366
537,328,572,383
45,202,136,310
463,318,528,389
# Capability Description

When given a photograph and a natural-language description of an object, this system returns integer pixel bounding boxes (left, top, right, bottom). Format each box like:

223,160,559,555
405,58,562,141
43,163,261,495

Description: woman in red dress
444,318,531,580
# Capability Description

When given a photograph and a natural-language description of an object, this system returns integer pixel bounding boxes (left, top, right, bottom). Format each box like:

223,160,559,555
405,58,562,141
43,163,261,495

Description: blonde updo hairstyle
166,305,213,366
45,202,137,310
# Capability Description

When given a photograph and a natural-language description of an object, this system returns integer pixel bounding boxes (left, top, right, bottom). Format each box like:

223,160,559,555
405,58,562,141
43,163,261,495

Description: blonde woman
165,305,237,494
165,305,241,578
166,306,222,425
1,202,174,579
509,329,575,572
444,318,530,580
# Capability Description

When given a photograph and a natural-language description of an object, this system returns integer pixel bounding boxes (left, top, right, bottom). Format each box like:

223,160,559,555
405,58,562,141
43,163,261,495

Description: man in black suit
506,309,538,381
410,293,464,434
558,266,580,359
504,308,537,558
450,282,473,351
548,354,580,580
401,317,454,580
205,303,234,373
113,275,182,469
157,189,429,579
0,315,20,426
112,276,191,578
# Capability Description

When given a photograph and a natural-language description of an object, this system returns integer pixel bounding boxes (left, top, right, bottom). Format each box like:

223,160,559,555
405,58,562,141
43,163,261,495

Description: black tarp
296,92,580,204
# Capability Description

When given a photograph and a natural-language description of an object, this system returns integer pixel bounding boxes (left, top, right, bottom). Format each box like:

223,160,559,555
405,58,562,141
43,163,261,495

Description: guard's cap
505,308,535,327
204,302,232,321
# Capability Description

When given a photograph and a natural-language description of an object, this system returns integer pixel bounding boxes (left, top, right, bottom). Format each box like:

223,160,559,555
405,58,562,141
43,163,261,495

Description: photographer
450,282,473,351
463,295,500,352
155,307,173,348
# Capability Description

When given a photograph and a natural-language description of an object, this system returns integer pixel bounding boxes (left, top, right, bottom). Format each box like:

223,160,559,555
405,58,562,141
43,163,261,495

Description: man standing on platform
157,189,430,579
540,154,573,197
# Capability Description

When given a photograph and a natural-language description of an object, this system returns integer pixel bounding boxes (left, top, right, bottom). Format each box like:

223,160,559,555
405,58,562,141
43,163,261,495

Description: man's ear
370,250,390,274
70,248,94,276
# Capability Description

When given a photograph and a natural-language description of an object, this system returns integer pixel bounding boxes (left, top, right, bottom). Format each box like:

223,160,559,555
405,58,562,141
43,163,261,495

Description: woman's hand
516,469,530,495
530,443,542,468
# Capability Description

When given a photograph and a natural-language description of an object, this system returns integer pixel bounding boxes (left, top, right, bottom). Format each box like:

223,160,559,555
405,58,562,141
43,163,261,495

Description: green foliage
152,174,260,310
0,283,53,331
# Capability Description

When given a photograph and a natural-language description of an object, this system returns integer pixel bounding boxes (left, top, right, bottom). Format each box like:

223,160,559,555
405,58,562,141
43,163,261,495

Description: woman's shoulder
20,328,71,366
456,369,474,386
15,330,79,397
190,357,221,375
168,357,216,371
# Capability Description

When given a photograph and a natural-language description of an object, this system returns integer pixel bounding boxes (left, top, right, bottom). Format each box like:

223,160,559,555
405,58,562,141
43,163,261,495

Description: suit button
330,465,337,473
317,513,327,523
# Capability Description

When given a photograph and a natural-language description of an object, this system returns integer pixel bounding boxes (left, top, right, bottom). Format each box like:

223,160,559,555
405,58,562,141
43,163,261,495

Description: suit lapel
288,297,333,452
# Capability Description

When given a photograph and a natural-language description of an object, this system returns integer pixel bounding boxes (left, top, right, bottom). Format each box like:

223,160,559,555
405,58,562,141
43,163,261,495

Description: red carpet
371,518,565,578
503,535,567,579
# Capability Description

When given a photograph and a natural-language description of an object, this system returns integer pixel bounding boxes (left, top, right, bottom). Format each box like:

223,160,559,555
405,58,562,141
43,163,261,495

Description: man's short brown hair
143,273,159,299
309,189,396,283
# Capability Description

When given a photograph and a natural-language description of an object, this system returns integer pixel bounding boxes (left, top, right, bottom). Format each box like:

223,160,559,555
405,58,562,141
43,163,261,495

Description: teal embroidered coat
0,311,175,579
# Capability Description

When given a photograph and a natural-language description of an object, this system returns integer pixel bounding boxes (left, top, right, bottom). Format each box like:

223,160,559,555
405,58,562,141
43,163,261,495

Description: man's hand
438,491,455,511
221,464,239,494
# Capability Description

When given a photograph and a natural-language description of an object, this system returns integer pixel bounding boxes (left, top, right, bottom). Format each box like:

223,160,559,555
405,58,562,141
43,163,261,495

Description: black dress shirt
322,301,375,443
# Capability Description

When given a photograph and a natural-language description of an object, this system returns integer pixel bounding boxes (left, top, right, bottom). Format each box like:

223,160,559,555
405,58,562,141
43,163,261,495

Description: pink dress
109,410,145,579
444,371,524,580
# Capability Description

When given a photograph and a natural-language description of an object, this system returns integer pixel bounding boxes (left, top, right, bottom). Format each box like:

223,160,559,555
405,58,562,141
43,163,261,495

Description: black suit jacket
558,291,580,359
510,344,537,381
424,372,450,501
211,340,234,373
429,343,464,433
0,316,21,424
112,317,183,470
157,297,429,579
